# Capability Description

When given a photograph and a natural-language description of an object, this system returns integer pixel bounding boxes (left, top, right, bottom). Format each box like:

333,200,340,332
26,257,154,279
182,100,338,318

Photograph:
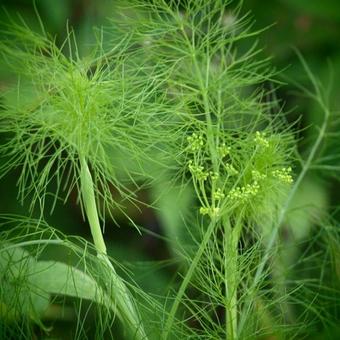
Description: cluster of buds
272,167,293,184
254,131,269,148
199,206,220,218
188,161,208,181
187,133,204,152
228,181,260,202
251,170,267,181
209,171,219,181
213,188,225,200
218,142,231,158
225,163,238,176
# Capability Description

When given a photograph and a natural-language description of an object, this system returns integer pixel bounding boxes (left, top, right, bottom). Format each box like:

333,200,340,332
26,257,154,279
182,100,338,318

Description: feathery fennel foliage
0,0,339,339
0,19,167,219
0,11,155,340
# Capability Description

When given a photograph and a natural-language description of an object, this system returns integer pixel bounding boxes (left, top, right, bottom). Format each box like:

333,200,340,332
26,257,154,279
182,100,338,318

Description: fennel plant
0,1,339,339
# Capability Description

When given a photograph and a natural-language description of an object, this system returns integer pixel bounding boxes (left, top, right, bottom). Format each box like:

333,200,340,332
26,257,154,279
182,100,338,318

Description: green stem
224,215,242,340
79,156,147,340
227,237,237,340
224,220,235,339
163,26,228,340
80,156,107,254
224,218,230,339
162,219,217,339
162,29,221,339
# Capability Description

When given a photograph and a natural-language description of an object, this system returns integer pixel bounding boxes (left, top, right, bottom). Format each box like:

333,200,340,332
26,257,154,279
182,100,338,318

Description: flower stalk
224,215,243,340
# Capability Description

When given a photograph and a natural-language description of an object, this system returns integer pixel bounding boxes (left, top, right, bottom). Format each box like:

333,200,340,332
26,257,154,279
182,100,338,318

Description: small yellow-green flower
228,181,260,202
213,188,225,200
254,131,269,148
188,162,208,181
251,170,267,181
218,143,231,158
199,206,220,218
210,171,219,181
225,163,238,176
272,167,293,184
199,206,210,215
187,132,204,152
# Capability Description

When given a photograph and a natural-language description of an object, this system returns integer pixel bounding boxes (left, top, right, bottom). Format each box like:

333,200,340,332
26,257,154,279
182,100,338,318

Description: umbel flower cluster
186,130,294,219
105,0,296,226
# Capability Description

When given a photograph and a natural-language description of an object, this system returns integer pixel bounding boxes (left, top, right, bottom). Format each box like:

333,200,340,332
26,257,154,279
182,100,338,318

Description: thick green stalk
226,235,237,340
224,219,234,340
224,216,242,340
80,157,107,254
79,156,147,340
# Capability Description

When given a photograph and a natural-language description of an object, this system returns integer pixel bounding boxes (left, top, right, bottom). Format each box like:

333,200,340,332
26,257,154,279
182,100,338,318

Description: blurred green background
0,0,340,339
